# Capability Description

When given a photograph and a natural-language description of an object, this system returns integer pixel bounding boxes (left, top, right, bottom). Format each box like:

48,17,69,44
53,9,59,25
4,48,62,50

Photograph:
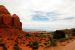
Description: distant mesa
0,5,22,30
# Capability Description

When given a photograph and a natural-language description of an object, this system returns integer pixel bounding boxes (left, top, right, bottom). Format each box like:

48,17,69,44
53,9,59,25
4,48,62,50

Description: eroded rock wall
0,5,22,30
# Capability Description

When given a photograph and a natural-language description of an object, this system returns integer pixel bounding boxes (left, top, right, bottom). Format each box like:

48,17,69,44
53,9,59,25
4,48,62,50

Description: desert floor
0,37,75,50
20,37,75,50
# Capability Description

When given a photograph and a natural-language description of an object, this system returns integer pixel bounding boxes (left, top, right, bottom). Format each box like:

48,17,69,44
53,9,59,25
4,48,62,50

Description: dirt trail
62,40,75,50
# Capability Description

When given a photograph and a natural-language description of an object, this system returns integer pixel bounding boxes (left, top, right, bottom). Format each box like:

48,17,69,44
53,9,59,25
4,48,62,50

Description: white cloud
0,0,75,31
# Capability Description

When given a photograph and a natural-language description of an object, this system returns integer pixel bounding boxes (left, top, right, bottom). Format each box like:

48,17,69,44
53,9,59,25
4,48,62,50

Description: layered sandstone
0,5,22,30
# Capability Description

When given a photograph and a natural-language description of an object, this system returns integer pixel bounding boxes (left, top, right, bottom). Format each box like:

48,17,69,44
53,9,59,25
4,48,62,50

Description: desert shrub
25,33,31,37
28,41,39,50
0,44,7,50
39,33,46,38
0,39,3,42
58,38,66,42
22,42,25,44
13,40,22,50
0,36,2,38
49,38,57,46
7,38,13,40
72,29,75,36
35,34,40,37
18,36,23,39
43,42,50,47
13,44,22,50
72,32,75,36
3,46,7,50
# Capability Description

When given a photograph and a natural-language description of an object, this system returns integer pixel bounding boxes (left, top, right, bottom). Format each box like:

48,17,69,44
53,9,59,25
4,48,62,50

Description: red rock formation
0,5,10,14
0,5,22,30
12,14,22,30
0,14,3,24
20,22,22,30
2,14,12,25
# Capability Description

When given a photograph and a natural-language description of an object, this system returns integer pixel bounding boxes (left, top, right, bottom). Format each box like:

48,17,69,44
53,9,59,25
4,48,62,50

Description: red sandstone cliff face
0,5,10,14
0,5,22,30
2,14,12,25
12,14,22,30
0,5,24,50
0,14,3,24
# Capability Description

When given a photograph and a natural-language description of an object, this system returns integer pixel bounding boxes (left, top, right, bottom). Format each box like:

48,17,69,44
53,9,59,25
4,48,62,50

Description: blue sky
1,0,75,31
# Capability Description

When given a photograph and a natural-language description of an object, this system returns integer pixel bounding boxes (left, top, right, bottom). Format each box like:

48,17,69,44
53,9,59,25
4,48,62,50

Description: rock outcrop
2,14,12,25
53,30,66,39
0,5,22,30
0,5,10,14
12,14,22,30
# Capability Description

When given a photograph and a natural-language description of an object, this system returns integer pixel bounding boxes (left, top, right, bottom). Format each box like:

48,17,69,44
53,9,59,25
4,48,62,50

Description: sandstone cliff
0,5,22,30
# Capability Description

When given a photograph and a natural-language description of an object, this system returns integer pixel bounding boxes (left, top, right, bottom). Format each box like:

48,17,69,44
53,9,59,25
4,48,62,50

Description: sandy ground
0,38,75,50
9,37,75,50
38,37,75,50
62,39,75,50
19,38,75,50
